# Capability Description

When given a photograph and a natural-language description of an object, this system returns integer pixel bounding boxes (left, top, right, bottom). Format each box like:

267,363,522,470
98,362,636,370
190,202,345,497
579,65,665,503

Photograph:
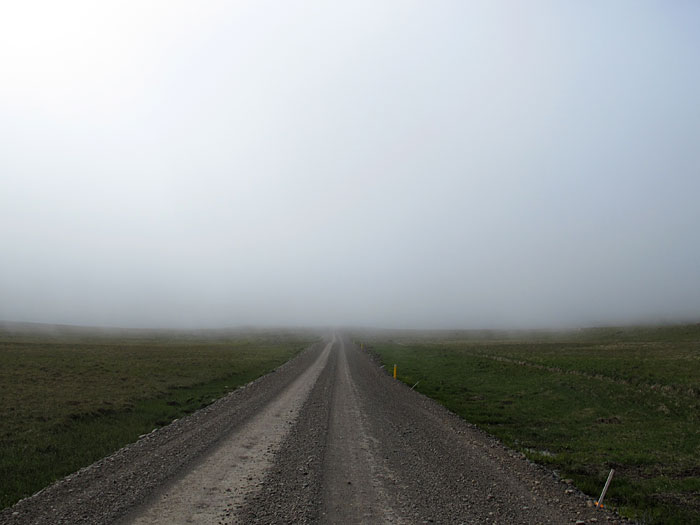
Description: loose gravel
239,336,630,524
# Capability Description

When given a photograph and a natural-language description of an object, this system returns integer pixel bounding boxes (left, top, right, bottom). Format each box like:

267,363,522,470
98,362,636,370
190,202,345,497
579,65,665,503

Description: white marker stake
595,469,615,508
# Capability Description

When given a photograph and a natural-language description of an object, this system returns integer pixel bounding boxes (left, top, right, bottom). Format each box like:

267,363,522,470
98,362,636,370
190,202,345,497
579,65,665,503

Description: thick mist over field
1,1,699,329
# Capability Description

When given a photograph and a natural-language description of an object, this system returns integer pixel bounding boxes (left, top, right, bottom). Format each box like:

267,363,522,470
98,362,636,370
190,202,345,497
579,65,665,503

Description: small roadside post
393,364,397,379
595,469,615,508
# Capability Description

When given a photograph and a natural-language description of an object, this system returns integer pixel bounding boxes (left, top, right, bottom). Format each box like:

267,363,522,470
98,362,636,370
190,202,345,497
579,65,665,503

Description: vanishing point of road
1,336,625,524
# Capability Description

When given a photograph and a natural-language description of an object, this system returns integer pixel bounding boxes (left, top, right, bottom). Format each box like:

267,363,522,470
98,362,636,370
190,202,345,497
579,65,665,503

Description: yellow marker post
393,364,397,379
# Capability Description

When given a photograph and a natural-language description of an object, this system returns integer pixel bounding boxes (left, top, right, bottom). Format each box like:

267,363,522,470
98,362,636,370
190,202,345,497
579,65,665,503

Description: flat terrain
365,324,700,524
0,323,312,510
2,334,623,524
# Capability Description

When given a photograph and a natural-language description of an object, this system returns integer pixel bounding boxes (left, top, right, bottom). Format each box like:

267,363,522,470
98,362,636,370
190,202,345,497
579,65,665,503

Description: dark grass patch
365,323,700,524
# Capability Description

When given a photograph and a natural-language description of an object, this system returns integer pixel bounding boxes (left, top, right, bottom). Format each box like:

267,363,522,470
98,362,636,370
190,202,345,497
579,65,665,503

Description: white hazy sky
1,1,699,329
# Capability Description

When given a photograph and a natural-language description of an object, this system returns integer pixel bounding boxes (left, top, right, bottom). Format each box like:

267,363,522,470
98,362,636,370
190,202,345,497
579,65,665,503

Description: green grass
365,324,700,524
0,326,314,509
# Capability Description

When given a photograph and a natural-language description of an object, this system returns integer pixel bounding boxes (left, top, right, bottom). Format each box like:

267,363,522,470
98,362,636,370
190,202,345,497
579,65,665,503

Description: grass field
0,324,314,509
364,324,700,524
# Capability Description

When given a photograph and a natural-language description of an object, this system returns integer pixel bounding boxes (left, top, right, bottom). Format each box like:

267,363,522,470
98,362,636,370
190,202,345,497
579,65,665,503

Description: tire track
125,338,333,524
319,337,402,523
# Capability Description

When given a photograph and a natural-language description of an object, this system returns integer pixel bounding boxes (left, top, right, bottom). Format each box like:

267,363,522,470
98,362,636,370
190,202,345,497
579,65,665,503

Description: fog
2,1,699,329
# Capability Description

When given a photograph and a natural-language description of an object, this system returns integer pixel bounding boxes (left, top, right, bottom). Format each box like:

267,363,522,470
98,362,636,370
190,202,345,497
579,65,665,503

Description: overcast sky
1,1,699,329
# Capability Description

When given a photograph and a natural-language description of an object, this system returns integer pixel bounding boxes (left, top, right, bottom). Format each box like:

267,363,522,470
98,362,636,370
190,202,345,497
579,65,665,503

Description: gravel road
1,336,627,524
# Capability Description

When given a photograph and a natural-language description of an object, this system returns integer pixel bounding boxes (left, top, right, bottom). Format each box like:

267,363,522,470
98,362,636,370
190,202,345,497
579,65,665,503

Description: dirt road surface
1,336,626,524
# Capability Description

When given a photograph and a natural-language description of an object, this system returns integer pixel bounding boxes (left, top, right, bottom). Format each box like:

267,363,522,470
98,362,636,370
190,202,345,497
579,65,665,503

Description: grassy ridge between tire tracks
0,325,315,509
365,324,700,524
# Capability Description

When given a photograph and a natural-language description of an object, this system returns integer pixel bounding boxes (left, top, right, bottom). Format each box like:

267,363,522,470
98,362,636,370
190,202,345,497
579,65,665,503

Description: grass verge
365,324,700,524
0,325,314,509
